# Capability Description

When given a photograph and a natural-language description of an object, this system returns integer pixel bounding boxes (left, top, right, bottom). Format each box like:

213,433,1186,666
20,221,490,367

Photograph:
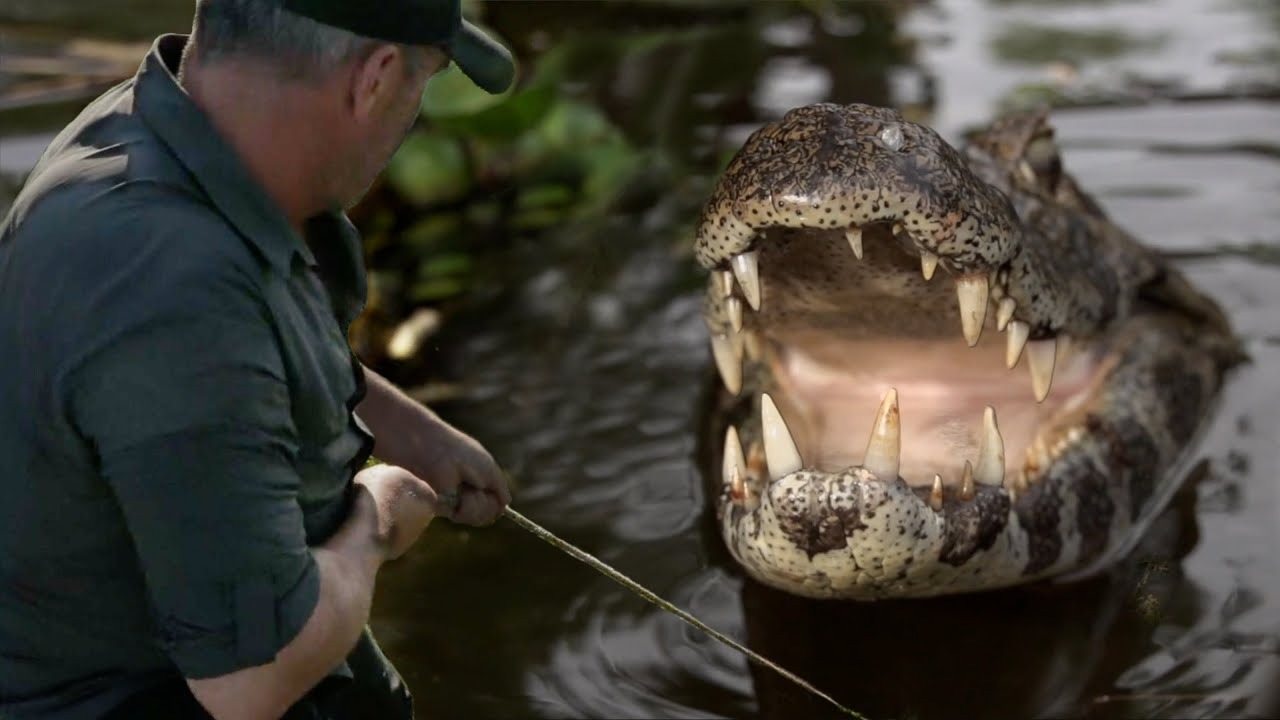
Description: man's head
183,0,512,212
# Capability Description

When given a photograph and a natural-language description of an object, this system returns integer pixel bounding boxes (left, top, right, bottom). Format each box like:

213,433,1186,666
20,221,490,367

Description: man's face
334,45,449,210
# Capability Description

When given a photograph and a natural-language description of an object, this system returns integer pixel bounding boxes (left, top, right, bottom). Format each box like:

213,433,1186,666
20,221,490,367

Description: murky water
3,1,1278,718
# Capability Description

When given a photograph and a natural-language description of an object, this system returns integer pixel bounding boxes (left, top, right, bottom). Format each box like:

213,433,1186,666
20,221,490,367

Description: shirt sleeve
67,242,319,679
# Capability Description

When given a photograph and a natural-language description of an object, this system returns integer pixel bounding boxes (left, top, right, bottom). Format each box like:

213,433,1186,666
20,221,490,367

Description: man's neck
181,57,331,234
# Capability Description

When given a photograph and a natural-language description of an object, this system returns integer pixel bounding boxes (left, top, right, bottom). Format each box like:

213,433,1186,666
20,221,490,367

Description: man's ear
350,44,401,122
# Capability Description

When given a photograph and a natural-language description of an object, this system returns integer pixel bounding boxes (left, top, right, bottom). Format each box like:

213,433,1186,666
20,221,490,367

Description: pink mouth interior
766,328,1105,488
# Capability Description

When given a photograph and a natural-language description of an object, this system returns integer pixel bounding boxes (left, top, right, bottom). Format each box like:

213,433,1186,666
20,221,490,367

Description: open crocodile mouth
712,221,1105,506
694,104,1233,599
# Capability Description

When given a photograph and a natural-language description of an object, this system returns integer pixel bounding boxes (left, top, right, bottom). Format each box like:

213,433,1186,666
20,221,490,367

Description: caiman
695,103,1241,599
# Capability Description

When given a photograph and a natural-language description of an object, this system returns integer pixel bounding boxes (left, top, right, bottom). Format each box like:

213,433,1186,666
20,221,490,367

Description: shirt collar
134,34,317,272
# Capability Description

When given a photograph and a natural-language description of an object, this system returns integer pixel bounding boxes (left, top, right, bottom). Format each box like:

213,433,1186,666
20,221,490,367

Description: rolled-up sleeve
68,253,319,679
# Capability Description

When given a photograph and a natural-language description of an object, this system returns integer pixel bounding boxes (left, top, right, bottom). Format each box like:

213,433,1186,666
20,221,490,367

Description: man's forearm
357,365,447,468
357,364,509,526
187,489,386,719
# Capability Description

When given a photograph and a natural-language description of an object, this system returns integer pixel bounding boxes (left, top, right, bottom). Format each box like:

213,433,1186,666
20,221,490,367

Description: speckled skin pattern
698,104,1241,599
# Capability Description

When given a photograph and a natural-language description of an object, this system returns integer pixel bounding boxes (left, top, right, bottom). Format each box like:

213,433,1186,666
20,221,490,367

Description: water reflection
991,23,1168,65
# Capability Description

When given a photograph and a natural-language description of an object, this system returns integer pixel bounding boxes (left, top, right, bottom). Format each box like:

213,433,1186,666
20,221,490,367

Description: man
0,1,515,718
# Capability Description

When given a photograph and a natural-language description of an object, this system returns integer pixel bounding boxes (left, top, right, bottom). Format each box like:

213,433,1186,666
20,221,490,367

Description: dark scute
1071,457,1116,566
774,477,867,559
1014,480,1063,575
1153,359,1206,445
939,489,1011,566
1088,412,1160,521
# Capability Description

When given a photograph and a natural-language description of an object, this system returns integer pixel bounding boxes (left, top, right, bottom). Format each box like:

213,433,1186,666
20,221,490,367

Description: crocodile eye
1018,133,1059,190
878,125,905,152
1025,136,1059,173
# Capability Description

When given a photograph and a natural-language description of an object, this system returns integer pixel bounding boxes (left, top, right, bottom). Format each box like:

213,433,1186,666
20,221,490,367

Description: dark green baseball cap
281,0,516,93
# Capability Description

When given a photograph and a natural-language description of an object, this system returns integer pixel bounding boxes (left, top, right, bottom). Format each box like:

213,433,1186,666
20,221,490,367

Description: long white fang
723,425,747,497
921,252,939,281
929,474,944,510
710,334,742,395
863,388,901,481
732,251,761,311
974,406,1005,486
1006,320,1030,368
1027,338,1057,402
726,296,744,333
960,462,975,500
955,276,989,347
996,298,1016,331
845,227,864,260
715,269,734,298
761,393,803,480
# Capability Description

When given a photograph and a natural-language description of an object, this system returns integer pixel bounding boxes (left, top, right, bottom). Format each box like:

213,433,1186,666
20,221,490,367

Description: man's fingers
434,488,462,518
452,490,503,527
460,454,511,505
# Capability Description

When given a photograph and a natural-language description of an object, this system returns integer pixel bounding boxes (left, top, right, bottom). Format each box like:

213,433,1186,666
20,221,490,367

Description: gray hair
188,0,382,82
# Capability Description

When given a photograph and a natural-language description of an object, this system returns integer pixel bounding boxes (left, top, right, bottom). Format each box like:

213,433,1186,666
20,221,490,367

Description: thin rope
502,507,867,719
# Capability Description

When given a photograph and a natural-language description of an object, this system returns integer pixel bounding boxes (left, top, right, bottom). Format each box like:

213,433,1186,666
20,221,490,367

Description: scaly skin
696,104,1240,599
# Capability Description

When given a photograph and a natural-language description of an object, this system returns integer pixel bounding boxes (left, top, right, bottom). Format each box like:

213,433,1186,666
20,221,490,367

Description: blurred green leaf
579,143,642,208
419,252,475,278
430,85,559,141
409,277,468,302
400,213,464,252
517,184,576,210
510,207,568,231
385,134,471,205
537,99,614,149
421,64,513,118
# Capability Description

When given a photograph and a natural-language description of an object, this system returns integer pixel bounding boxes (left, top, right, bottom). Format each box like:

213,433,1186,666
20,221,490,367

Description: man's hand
357,367,512,527
409,423,511,527
353,464,441,560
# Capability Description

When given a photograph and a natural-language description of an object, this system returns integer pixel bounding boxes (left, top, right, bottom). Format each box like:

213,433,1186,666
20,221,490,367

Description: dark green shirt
0,36,381,719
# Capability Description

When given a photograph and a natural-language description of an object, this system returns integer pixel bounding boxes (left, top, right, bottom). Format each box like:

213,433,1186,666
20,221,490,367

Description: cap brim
450,20,516,95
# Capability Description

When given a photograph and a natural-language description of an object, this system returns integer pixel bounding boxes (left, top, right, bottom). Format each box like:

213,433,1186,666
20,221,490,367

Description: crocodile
695,103,1241,599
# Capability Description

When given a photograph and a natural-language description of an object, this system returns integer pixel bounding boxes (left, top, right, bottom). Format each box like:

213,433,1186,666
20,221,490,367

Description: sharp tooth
1056,334,1075,367
929,474,944,511
761,393,803,480
960,461,975,500
1006,320,1030,368
710,334,742,394
863,388,901,481
716,269,734,298
974,406,1005,486
724,425,747,499
955,276,989,347
1027,338,1057,402
996,298,1016,331
845,227,864,260
732,252,761,311
726,296,744,333
920,251,939,281
743,330,763,361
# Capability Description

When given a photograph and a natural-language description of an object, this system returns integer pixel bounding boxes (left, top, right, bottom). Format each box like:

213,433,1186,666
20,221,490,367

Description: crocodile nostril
878,124,905,151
